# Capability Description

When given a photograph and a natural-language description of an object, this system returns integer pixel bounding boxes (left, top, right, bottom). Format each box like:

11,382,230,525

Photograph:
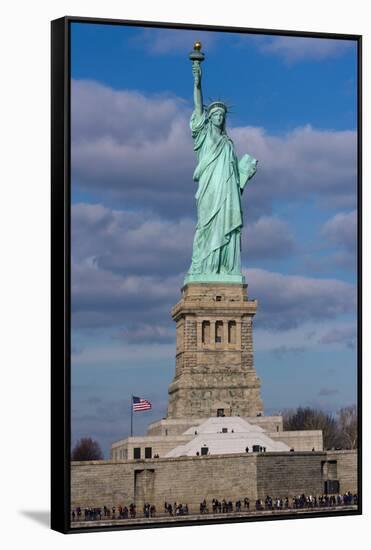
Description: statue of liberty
185,42,258,285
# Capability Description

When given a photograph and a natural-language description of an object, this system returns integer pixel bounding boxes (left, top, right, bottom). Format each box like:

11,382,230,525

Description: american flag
132,396,152,412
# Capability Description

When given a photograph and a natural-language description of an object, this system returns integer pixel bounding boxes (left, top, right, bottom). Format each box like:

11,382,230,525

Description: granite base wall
71,451,357,512
256,453,325,498
72,454,258,511
325,450,358,494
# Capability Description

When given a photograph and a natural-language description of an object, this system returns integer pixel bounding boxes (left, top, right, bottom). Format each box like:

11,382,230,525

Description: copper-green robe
187,109,257,280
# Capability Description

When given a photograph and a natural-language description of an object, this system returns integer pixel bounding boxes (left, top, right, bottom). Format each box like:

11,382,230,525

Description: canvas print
66,19,360,530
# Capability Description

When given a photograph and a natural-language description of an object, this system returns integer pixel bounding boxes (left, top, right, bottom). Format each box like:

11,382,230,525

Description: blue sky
70,22,358,457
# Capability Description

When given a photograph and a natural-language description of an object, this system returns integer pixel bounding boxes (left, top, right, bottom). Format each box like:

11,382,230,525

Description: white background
1,0,369,547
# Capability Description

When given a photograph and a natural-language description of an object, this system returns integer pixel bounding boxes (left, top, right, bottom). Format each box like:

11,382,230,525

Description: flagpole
130,394,133,437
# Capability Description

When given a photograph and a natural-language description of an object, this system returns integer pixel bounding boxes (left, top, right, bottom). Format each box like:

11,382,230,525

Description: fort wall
71,450,357,511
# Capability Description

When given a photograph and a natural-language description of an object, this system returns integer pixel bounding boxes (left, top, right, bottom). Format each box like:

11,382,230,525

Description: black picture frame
51,15,362,534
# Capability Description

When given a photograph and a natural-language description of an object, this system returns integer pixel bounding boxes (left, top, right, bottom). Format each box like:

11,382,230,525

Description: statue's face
210,109,225,128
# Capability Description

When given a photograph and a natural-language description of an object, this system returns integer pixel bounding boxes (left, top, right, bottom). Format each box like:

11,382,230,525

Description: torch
189,41,205,73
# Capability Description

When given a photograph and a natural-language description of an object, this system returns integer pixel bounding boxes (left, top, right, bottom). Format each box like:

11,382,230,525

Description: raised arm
192,62,203,116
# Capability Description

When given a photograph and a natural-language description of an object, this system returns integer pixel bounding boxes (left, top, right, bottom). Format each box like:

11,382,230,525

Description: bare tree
71,437,104,461
283,407,340,450
337,405,358,449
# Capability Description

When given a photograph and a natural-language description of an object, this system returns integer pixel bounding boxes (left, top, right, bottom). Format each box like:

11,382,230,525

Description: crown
207,100,228,115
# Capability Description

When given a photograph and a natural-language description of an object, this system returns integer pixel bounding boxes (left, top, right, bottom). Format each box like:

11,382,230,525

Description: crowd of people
254,492,358,511
71,492,357,522
164,502,189,516
199,498,250,514
71,503,138,521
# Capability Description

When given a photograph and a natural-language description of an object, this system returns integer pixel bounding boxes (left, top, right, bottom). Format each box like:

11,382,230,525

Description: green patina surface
185,44,258,285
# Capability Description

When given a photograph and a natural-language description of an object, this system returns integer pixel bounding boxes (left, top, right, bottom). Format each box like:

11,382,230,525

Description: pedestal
166,283,264,419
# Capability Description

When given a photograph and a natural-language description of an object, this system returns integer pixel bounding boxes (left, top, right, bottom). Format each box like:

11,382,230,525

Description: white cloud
319,210,357,270
319,326,356,349
255,320,356,353
72,250,356,332
256,36,354,63
72,79,187,144
72,204,297,284
72,80,194,215
71,203,303,335
245,268,356,329
72,202,194,276
322,210,357,250
71,258,182,329
244,216,295,259
72,80,357,218
118,323,174,344
71,341,173,366
130,28,217,55
231,124,357,211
